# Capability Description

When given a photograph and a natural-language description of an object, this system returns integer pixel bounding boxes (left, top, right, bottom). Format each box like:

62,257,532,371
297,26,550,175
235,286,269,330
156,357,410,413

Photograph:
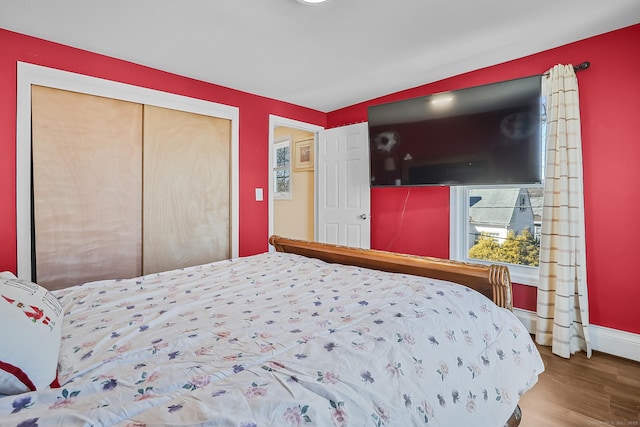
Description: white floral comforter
0,252,544,427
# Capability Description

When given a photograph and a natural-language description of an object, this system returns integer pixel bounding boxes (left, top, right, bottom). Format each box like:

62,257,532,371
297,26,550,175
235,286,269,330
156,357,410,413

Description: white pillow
0,276,64,395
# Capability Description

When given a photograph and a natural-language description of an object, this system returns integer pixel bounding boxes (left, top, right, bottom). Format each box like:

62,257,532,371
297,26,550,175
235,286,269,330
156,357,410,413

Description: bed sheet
0,252,544,426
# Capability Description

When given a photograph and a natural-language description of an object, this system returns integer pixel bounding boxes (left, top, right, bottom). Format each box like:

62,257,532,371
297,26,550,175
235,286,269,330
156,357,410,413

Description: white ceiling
2,0,639,112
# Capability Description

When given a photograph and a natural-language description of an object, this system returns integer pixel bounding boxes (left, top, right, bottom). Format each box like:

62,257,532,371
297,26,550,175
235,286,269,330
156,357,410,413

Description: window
451,185,543,286
451,89,546,287
273,138,291,199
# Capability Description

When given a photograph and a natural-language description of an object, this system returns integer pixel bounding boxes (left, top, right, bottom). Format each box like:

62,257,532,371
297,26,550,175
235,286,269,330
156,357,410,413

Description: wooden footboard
504,405,522,426
269,235,513,311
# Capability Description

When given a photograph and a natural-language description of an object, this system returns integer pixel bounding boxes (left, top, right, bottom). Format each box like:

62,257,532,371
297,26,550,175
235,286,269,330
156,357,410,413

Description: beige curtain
536,64,591,359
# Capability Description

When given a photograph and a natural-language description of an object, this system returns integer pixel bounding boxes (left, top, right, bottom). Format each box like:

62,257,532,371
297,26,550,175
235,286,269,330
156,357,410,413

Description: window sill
506,267,538,288
463,257,539,287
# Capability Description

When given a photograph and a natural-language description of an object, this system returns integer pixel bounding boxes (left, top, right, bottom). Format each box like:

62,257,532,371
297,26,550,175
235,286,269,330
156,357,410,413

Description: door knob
358,213,369,220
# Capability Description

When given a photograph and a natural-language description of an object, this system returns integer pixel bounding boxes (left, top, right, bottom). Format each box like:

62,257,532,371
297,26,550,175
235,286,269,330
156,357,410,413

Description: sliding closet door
31,86,143,290
142,105,231,274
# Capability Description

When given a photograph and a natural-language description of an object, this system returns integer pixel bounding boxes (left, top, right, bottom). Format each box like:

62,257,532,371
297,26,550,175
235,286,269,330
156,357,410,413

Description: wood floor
518,344,640,426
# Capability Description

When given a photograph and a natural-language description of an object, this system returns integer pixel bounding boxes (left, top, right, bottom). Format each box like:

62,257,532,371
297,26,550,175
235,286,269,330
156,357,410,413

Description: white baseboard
513,308,640,362
513,308,538,333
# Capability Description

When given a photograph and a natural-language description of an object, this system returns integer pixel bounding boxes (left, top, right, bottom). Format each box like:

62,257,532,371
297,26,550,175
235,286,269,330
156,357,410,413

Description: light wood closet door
143,105,231,274
31,85,143,290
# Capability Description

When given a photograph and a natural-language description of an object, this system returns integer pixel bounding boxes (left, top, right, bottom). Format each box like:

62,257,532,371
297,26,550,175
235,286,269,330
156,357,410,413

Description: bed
0,236,544,426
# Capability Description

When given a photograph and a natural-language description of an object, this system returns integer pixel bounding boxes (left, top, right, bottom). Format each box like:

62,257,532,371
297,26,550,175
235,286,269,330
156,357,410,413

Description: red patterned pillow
0,274,63,395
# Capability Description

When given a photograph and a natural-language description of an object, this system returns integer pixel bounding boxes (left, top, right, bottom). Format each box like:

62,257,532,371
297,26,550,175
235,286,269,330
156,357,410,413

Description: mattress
0,252,544,426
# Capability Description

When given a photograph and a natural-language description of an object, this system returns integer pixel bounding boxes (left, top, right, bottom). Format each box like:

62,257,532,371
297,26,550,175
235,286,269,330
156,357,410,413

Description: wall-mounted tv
367,75,543,187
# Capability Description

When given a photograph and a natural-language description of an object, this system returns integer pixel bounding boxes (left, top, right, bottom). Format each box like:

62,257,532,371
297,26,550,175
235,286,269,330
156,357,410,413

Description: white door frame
268,115,324,250
16,62,240,281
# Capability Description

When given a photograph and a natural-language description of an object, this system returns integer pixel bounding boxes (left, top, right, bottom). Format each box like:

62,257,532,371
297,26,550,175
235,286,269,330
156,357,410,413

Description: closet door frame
16,62,240,282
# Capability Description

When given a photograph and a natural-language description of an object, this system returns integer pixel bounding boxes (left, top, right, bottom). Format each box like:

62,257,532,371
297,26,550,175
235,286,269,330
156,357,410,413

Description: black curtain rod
543,61,590,77
573,61,590,72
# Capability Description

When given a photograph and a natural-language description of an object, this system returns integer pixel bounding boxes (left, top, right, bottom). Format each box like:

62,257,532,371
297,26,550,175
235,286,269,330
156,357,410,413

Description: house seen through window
451,185,543,286
467,186,542,266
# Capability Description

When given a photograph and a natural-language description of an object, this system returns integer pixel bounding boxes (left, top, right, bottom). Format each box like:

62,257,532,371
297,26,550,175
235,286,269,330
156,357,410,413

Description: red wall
371,186,450,258
2,25,639,335
0,29,326,268
328,24,640,335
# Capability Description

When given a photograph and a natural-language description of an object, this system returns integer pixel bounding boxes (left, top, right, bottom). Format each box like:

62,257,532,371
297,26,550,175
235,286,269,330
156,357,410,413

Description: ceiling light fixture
297,0,328,4
430,94,454,105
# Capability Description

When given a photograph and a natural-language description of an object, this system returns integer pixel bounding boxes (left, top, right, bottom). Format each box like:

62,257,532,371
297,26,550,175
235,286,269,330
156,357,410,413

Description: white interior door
317,122,370,248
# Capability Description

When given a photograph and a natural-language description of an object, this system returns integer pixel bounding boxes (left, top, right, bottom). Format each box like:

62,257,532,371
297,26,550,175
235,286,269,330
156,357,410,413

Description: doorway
268,116,323,248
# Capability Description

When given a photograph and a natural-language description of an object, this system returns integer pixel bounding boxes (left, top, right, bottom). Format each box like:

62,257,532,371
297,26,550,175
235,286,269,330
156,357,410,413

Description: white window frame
273,138,292,200
450,185,540,287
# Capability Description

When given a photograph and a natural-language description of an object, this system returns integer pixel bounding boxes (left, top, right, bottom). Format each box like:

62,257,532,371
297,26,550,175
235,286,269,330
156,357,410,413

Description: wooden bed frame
269,235,521,427
269,235,513,311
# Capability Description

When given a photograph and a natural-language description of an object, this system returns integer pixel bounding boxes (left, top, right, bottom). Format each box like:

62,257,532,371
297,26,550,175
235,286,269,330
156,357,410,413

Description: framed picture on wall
293,138,314,171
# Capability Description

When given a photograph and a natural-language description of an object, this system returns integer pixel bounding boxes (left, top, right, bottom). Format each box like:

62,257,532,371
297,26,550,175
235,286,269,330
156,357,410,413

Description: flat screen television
367,75,543,187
